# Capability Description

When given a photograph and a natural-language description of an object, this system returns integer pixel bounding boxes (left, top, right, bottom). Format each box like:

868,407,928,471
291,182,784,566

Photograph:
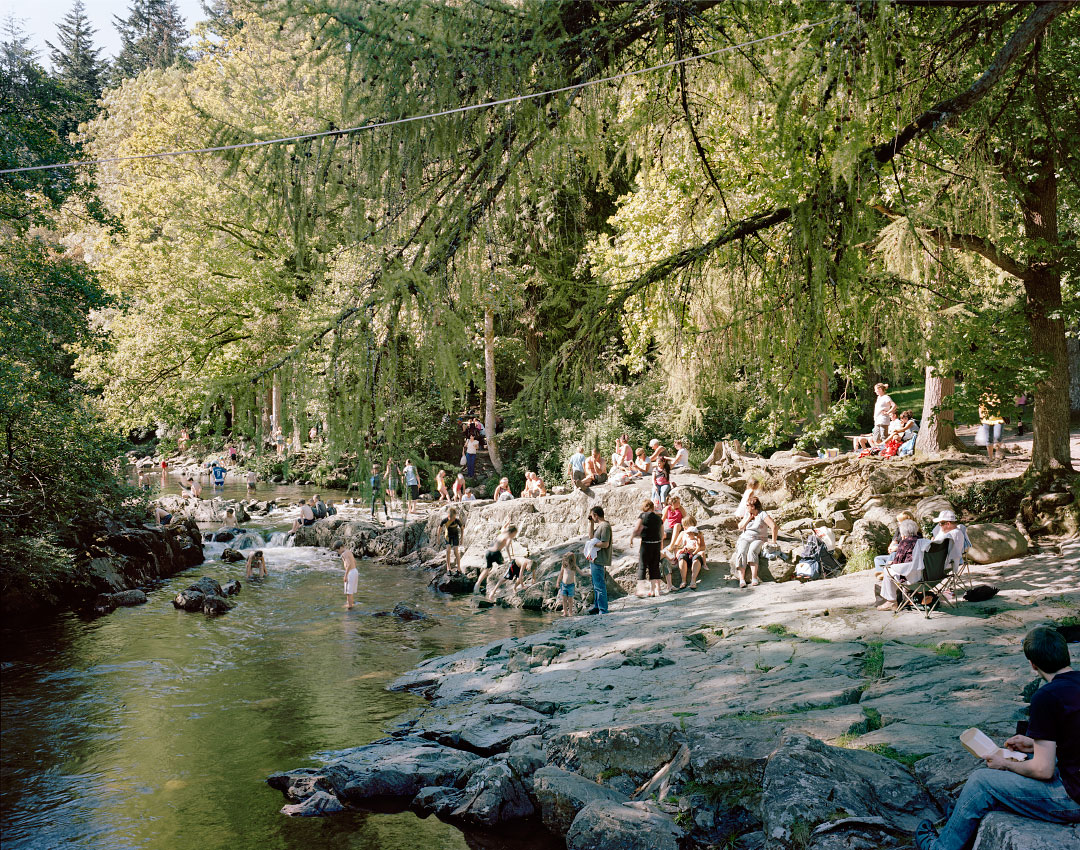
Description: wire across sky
0,16,837,176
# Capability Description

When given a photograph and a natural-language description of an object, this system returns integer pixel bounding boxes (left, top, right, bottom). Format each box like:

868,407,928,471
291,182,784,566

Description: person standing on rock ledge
915,627,1080,850
586,506,612,615
631,499,664,598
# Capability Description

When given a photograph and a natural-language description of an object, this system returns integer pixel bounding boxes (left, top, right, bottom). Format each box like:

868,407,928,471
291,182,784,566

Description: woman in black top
631,499,664,598
440,508,464,574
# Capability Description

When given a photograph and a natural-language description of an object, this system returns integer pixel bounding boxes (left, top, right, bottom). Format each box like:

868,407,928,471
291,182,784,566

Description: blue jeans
899,435,916,456
933,768,1080,850
466,452,476,477
590,562,608,613
874,553,896,570
653,483,670,507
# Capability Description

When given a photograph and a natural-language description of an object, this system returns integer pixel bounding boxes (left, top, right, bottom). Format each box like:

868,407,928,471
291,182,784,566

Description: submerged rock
173,577,233,614
202,595,232,615
281,790,345,817
220,580,242,596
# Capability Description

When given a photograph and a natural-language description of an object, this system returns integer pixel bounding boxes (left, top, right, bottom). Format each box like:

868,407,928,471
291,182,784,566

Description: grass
837,706,885,745
861,642,885,680
844,551,875,574
1056,615,1080,627
889,382,980,424
862,743,929,767
597,767,625,782
764,623,791,636
806,635,832,643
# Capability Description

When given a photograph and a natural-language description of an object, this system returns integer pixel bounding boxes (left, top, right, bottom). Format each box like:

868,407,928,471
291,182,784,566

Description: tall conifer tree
112,0,189,83
47,1,105,100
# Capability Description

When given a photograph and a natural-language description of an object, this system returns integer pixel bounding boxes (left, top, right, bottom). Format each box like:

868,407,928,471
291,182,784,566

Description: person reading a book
916,626,1080,850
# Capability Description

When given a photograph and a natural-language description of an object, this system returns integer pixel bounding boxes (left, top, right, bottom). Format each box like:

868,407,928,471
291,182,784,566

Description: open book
961,728,1027,761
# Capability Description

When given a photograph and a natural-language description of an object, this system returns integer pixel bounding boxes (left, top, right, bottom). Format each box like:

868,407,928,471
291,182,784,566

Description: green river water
0,513,559,850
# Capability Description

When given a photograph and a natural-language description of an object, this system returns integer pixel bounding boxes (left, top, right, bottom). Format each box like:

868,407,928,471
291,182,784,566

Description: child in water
335,542,358,609
556,552,586,617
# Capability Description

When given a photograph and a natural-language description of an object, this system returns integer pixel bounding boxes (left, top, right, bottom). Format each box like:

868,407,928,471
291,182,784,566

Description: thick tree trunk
484,308,502,473
1020,151,1073,473
915,366,959,454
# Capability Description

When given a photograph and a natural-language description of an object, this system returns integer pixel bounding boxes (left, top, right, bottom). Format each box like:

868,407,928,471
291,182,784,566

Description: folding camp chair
894,539,955,618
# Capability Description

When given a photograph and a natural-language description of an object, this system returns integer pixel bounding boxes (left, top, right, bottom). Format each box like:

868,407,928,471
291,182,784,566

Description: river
0,498,559,850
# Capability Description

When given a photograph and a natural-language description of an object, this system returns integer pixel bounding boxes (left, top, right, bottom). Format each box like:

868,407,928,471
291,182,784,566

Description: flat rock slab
533,765,629,834
418,702,547,755
762,734,938,846
973,812,1080,850
566,800,687,850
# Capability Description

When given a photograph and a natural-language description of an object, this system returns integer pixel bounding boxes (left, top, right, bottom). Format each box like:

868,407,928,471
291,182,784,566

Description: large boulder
686,722,784,785
916,496,955,525
761,734,938,847
973,812,1080,850
566,800,687,850
172,589,205,611
964,524,1028,564
448,757,534,826
268,738,482,807
845,519,892,556
547,723,683,787
533,765,629,835
110,588,148,607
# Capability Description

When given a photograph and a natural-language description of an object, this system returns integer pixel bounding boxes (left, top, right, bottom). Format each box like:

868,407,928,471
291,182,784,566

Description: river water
1,503,558,850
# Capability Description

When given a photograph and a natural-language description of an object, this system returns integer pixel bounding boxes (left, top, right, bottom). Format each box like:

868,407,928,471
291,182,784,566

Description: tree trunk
915,366,959,454
271,374,283,433
484,307,502,473
1020,149,1073,473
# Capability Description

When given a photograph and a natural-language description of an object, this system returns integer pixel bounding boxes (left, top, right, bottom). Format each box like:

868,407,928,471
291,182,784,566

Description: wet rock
172,589,205,611
449,757,534,826
212,530,236,543
277,738,482,806
110,588,148,607
188,577,224,596
220,580,241,596
566,800,687,850
431,571,475,594
202,594,232,615
221,547,245,563
419,703,546,755
411,785,464,817
267,768,331,801
373,602,430,621
972,811,1080,850
965,524,1028,564
761,734,938,846
533,765,629,835
280,790,345,817
547,723,683,786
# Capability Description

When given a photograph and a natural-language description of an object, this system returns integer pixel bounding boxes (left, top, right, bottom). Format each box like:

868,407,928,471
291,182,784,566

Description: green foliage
0,238,132,598
845,552,875,575
860,642,884,680
795,399,861,453
949,477,1027,522
859,744,929,768
763,623,790,637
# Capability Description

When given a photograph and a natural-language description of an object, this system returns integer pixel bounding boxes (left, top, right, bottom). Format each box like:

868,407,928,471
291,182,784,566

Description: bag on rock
795,559,821,581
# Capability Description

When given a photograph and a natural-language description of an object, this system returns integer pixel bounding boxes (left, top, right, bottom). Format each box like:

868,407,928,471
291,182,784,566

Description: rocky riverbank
269,540,1080,849
0,515,205,622
267,450,1079,850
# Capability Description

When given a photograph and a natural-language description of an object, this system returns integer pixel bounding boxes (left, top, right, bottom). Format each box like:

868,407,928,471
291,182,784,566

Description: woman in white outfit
732,496,777,588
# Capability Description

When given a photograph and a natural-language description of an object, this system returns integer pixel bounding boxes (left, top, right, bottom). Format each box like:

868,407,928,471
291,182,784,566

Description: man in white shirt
932,509,967,572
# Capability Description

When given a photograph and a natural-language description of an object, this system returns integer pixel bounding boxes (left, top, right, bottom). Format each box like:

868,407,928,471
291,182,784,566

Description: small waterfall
232,532,265,550
267,531,292,547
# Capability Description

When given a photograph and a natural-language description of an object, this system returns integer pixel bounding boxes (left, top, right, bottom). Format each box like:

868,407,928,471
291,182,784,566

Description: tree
112,0,189,83
47,0,106,106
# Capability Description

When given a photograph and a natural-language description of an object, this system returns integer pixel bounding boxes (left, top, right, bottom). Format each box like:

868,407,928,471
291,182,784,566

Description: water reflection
1,545,557,850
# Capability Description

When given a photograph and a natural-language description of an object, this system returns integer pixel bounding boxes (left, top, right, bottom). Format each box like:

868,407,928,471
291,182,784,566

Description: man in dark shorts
916,626,1080,849
586,506,612,614
631,499,664,598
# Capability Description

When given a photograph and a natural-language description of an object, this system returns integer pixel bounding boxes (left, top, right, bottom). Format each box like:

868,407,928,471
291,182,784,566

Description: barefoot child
440,507,464,574
557,552,586,617
245,549,267,578
335,542,358,609
474,524,516,594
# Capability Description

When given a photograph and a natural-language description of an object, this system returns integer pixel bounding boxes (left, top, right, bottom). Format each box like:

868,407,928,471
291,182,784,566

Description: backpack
795,558,821,581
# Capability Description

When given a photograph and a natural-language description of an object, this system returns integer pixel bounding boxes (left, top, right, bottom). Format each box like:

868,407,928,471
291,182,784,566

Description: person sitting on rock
312,494,328,520
462,488,477,502
670,439,690,470
915,626,1080,850
325,500,337,516
556,552,587,617
493,477,514,501
897,410,920,456
647,438,668,464
290,499,316,534
732,496,777,588
633,447,651,478
582,449,607,488
674,515,706,591
245,549,267,578
474,524,517,595
735,478,761,521
875,518,923,611
651,457,672,507
188,477,203,499
154,506,173,526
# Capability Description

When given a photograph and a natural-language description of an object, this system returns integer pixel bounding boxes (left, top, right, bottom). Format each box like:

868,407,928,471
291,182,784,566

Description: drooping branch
613,0,1063,298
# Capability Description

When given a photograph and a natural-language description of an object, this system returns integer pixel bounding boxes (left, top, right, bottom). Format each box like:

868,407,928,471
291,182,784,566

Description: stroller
794,532,845,581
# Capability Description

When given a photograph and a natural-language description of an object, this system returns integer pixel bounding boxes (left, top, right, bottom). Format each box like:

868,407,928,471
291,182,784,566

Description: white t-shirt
466,437,479,455
874,394,894,426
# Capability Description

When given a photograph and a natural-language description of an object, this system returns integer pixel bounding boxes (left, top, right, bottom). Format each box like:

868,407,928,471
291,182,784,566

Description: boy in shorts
557,552,586,617
440,507,464,574
335,542,358,609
